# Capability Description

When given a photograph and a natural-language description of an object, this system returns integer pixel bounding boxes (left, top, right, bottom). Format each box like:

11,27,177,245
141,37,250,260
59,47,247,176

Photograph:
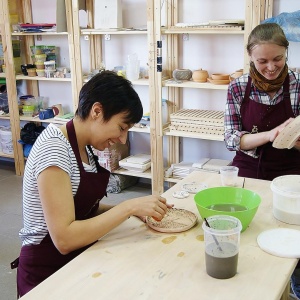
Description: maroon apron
14,119,110,297
232,75,300,180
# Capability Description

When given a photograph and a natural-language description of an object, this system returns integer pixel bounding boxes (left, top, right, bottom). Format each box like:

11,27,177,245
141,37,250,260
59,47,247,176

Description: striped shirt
224,70,300,158
19,124,97,246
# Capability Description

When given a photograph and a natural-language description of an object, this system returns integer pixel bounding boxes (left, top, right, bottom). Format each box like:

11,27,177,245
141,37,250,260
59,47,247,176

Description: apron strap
11,257,19,269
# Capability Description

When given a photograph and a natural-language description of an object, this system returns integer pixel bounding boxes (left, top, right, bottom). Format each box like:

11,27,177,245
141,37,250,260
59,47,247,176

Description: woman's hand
125,195,174,221
294,137,300,151
268,117,294,142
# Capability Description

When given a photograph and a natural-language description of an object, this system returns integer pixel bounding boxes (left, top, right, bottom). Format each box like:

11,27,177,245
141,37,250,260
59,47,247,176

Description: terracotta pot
230,69,244,81
173,69,192,81
192,69,209,83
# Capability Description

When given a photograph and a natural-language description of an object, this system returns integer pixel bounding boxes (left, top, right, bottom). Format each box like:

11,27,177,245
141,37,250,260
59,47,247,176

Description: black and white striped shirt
19,124,97,246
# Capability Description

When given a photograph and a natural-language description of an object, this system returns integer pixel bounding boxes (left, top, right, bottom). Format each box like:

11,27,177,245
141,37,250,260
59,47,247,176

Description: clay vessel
173,69,192,81
230,69,243,81
192,69,209,82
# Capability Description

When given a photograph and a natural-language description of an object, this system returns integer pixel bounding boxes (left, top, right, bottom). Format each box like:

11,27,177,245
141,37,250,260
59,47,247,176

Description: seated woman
14,70,173,297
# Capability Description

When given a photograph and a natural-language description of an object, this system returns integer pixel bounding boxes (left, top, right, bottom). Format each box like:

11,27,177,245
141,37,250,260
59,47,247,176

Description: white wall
26,0,300,165
169,0,300,164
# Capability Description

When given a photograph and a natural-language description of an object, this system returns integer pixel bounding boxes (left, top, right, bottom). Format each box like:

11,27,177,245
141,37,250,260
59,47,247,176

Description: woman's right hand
125,195,173,221
269,117,294,142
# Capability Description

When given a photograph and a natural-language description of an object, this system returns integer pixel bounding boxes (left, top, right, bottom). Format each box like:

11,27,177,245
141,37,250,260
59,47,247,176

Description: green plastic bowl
194,187,261,232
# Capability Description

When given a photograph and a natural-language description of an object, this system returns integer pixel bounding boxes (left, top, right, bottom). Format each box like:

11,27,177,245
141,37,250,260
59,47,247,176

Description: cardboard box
94,142,129,172
94,0,123,29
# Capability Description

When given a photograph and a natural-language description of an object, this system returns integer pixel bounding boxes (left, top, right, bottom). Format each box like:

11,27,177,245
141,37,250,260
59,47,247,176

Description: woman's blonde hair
247,23,289,55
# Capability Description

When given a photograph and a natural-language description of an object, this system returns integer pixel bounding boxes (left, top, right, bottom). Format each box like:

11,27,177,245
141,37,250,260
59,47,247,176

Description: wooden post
0,0,25,175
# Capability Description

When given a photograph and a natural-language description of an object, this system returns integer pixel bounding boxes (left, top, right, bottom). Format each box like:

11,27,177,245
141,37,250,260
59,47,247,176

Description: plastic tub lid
44,60,56,65
270,175,300,198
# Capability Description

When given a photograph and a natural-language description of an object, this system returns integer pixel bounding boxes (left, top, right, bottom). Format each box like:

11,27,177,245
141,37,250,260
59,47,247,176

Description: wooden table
21,172,299,300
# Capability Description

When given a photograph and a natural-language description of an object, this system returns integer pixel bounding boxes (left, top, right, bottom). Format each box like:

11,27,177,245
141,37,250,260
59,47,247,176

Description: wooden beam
0,0,25,175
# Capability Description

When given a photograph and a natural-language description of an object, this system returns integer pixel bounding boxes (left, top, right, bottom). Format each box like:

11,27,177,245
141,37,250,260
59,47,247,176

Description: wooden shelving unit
71,0,155,189
0,0,79,175
150,0,274,194
0,0,274,195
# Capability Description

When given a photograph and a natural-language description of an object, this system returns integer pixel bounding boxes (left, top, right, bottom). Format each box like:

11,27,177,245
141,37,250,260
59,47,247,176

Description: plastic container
0,127,13,154
27,68,37,77
44,60,56,71
19,95,34,105
22,105,35,116
35,62,45,70
270,175,300,225
45,70,56,78
36,69,45,77
30,45,43,55
202,215,242,279
35,54,47,63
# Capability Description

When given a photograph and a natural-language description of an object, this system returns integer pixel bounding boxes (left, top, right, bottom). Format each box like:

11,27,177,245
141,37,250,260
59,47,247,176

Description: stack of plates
171,162,198,179
119,154,151,172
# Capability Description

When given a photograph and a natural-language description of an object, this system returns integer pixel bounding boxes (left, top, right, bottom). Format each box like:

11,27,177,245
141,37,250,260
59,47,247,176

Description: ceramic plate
182,182,208,193
146,208,197,233
272,116,300,149
257,228,300,258
207,77,230,85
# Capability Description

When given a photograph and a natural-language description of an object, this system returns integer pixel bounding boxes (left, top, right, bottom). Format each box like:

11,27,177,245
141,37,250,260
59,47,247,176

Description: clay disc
146,208,197,233
257,228,300,258
273,116,300,149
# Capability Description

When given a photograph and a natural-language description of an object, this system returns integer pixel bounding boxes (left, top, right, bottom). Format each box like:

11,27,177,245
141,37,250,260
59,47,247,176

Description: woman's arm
38,166,169,255
240,118,294,150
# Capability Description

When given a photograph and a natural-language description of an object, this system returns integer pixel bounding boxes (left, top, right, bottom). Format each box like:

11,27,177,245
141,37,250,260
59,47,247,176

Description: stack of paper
119,154,151,172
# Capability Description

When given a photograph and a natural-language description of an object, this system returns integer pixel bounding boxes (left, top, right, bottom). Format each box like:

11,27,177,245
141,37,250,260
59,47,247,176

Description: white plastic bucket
270,175,300,225
0,127,13,154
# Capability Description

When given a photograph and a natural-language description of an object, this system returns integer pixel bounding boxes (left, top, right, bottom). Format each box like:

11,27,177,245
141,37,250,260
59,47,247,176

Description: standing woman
224,23,300,298
224,23,300,180
14,71,172,297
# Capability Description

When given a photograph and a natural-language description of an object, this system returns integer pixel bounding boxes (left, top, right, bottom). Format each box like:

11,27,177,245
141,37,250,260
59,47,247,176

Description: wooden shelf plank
15,75,72,82
163,79,229,90
11,32,68,36
19,116,69,125
129,127,150,133
162,28,244,35
0,151,14,159
112,168,152,179
164,127,224,141
83,77,149,86
81,29,147,35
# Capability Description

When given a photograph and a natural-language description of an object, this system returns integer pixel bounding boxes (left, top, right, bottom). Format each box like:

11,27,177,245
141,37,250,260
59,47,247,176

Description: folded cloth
291,267,300,299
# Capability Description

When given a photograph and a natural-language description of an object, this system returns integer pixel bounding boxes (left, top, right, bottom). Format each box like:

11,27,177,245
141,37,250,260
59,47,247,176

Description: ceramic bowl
194,186,261,232
211,73,230,80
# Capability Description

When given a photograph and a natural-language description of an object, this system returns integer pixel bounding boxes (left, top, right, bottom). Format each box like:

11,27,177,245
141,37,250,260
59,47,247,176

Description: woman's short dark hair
247,23,289,55
76,70,143,124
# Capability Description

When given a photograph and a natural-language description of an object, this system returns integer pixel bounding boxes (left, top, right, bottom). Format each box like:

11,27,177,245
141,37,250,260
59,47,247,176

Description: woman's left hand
294,137,300,151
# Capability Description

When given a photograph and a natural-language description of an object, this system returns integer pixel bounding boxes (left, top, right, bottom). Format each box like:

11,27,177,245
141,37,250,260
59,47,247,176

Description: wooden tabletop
21,172,299,300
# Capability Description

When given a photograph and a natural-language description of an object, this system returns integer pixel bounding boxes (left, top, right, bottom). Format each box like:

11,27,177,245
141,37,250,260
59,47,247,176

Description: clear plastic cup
202,215,242,279
220,166,239,186
125,60,140,81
